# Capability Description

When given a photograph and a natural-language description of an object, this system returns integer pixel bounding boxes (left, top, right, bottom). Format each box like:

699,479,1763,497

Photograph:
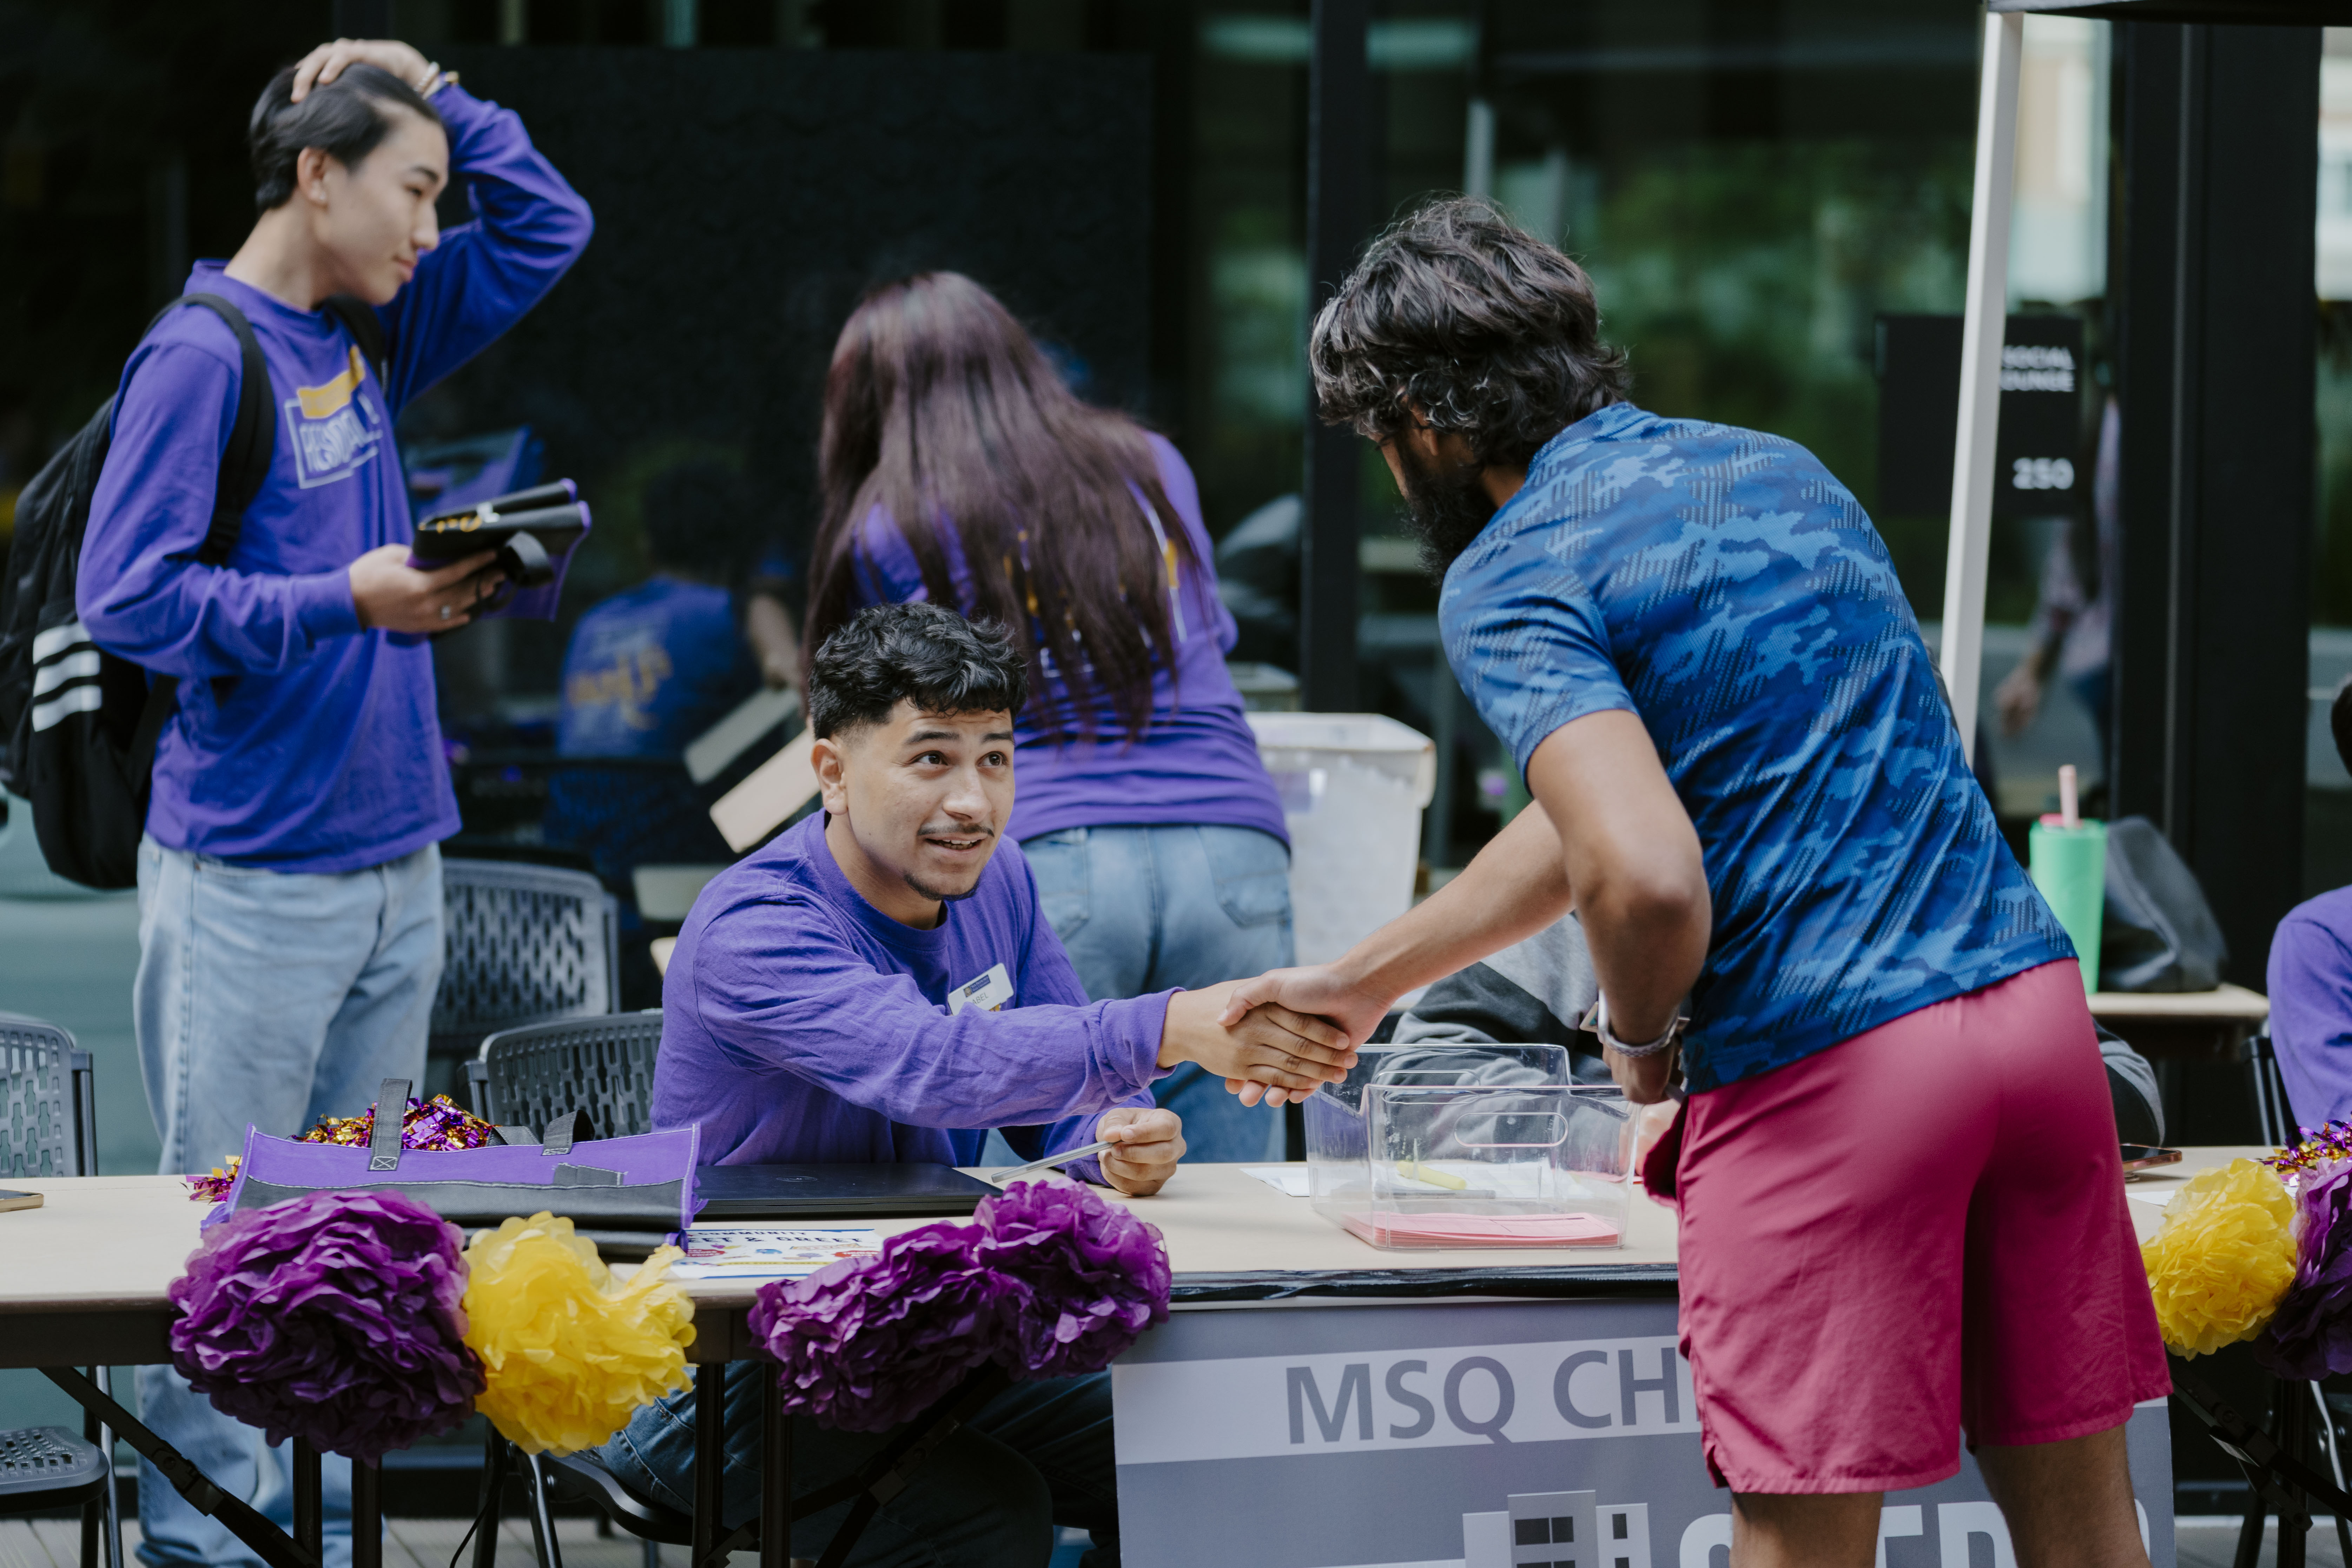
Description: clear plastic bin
1304,1044,1632,1250
1245,712,1435,966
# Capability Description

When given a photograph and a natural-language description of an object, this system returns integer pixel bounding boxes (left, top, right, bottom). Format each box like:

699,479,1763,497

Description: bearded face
1389,434,1500,579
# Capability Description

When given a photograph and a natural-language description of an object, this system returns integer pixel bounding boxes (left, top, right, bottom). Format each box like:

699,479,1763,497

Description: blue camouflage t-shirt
1441,402,2072,1091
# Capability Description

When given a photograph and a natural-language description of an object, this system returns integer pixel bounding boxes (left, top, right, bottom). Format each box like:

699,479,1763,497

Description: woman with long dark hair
805,271,1292,1162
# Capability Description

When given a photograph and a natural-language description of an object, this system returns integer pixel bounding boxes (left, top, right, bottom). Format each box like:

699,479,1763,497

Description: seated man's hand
1159,982,1357,1098
1210,964,1390,1109
1096,1106,1184,1196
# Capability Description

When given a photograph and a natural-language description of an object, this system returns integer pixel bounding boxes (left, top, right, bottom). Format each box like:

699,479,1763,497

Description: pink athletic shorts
1671,959,2171,1493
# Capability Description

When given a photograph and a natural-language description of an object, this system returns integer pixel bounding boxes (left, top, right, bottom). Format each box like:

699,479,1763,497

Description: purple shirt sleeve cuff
427,81,493,138
1064,990,1181,1186
291,569,363,642
1097,990,1176,1099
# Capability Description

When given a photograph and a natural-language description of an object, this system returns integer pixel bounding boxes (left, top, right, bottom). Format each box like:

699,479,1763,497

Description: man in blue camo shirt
1219,199,2165,1568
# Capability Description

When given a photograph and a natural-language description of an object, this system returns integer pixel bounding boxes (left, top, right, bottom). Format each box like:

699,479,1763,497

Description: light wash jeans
132,836,444,1568
600,1369,1116,1568
1019,825,1293,1163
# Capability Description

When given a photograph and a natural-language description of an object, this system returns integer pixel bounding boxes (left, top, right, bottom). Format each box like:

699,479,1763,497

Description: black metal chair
463,1011,692,1568
0,1014,123,1568
2251,1030,2297,1147
433,860,623,1060
465,1011,663,1133
463,1011,966,1568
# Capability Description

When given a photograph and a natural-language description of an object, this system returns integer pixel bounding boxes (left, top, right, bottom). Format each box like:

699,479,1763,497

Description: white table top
0,1164,1678,1363
2086,983,2269,1021
2122,1145,2277,1241
0,1147,2248,1365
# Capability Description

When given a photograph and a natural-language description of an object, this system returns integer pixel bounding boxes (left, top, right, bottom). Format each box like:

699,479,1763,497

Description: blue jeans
131,836,444,1568
1020,825,1293,1164
599,1369,1117,1568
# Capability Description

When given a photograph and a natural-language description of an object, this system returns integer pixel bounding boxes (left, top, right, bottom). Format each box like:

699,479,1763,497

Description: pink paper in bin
1341,1211,1621,1248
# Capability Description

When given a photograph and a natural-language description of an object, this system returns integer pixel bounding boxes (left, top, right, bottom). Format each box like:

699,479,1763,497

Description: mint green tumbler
2029,819,2107,993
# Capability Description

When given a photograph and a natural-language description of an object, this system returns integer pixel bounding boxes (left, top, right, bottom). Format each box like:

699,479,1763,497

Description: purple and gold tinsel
185,1095,494,1200
2265,1120,2352,1180
301,1093,495,1152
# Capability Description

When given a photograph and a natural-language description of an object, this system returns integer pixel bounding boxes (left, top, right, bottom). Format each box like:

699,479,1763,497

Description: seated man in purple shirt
604,601,1354,1567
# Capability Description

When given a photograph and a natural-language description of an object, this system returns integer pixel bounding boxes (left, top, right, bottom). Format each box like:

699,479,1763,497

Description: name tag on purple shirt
947,963,1013,1016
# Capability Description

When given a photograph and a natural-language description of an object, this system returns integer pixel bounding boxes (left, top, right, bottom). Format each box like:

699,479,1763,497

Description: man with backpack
67,38,589,1567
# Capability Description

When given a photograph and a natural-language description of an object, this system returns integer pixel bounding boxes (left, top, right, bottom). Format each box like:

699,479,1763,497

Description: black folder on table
692,1163,997,1220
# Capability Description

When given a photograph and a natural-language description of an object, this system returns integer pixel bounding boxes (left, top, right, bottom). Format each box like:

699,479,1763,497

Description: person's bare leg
1730,1491,1881,1568
1975,1423,2150,1568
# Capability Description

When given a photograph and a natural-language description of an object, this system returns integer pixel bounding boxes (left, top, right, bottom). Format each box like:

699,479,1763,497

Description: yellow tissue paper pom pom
2141,1158,2298,1358
462,1213,696,1455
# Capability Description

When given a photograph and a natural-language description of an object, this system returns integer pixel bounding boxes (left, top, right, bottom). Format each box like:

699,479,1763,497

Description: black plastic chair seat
0,1427,108,1511
542,1451,695,1545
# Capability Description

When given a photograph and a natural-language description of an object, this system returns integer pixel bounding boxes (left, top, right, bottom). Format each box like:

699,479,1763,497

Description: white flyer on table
666,1226,883,1279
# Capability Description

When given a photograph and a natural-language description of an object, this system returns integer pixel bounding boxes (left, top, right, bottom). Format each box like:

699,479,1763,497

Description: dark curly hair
806,602,1030,741
1310,197,1629,466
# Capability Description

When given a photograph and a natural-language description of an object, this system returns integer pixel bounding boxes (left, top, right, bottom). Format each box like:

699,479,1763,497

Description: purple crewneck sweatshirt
654,812,1171,1172
2270,885,2352,1125
849,435,1288,847
77,84,592,872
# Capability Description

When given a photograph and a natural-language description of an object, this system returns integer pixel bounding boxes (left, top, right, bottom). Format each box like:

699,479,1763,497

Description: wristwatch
1580,993,1688,1059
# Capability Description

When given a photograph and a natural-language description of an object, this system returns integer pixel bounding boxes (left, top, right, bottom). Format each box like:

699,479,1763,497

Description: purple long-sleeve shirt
849,435,1288,846
654,812,1172,1172
2270,886,2352,1125
77,84,592,871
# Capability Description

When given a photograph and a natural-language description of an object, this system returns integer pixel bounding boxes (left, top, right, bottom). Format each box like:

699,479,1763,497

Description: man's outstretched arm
1219,707,1711,1102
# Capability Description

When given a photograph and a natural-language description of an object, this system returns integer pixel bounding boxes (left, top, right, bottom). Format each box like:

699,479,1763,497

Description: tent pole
1940,9,2024,765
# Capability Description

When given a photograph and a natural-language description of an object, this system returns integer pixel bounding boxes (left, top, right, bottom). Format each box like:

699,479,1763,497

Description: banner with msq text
1111,1299,2173,1568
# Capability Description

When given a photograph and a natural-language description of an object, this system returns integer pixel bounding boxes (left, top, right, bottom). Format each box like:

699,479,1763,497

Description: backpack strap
124,293,279,774
321,295,389,389
149,293,273,569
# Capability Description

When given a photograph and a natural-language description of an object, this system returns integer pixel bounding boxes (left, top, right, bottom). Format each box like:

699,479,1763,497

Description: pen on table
986,1139,1119,1187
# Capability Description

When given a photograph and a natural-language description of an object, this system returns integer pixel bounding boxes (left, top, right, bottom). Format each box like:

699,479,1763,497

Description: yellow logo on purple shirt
283,344,383,489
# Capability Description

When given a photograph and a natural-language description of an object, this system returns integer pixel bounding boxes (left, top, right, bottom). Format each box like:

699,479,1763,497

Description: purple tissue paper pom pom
748,1225,1011,1433
748,1179,1173,1431
167,1190,485,1464
975,1180,1171,1380
2260,1160,2352,1380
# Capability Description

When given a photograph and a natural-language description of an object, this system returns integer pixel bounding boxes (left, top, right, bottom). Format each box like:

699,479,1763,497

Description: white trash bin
1246,712,1436,966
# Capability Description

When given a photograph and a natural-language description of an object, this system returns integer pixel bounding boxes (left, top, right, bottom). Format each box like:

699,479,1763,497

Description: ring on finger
438,603,454,621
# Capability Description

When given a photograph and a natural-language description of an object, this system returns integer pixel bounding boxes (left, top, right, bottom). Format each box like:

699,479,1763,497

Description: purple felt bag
220,1077,700,1250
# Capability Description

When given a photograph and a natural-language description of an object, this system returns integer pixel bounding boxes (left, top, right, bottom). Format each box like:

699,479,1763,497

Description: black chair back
433,859,622,1058
0,1013,94,1178
467,1011,663,1136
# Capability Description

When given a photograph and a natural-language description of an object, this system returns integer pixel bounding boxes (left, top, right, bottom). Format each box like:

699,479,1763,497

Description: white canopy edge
1938,10,2025,764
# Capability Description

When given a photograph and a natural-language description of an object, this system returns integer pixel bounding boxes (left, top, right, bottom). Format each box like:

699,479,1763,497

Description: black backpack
0,292,385,889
